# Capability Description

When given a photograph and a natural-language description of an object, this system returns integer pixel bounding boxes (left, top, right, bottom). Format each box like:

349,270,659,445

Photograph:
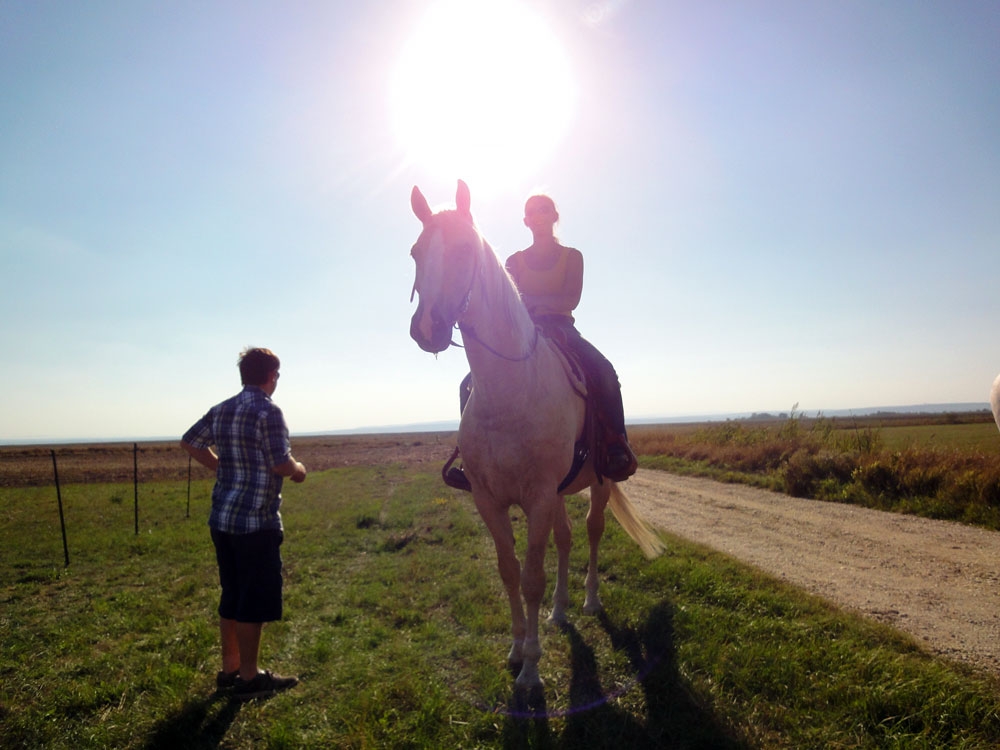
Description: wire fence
0,440,204,487
1,432,452,568
1,441,212,567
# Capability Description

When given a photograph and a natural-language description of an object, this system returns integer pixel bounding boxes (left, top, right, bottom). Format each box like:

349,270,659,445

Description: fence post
133,443,139,535
51,450,70,567
186,455,192,519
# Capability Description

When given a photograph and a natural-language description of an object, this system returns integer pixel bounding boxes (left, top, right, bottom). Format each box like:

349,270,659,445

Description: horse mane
476,236,532,335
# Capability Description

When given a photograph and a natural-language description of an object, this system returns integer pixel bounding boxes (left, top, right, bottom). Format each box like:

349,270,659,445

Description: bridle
412,227,539,363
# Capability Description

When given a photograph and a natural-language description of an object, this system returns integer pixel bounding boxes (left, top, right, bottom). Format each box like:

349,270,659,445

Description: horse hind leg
583,481,610,615
546,496,571,625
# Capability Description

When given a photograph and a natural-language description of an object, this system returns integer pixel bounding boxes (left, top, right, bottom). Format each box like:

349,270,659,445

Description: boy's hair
238,347,280,386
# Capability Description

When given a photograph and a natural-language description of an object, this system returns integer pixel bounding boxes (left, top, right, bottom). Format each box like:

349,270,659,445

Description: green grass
3,465,1000,748
873,422,1000,452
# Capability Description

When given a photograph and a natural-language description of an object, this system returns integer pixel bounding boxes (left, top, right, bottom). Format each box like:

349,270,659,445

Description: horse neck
461,239,537,371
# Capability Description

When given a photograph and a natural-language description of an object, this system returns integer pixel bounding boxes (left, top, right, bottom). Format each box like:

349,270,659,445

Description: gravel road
623,469,1000,678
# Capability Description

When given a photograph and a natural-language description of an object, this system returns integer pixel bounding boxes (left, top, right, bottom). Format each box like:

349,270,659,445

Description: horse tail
608,481,665,559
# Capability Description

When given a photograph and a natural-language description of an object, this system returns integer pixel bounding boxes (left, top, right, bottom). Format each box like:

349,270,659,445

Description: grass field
873,421,1000,452
4,450,1000,748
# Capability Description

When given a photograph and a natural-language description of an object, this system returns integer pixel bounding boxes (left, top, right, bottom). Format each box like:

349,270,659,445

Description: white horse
408,180,663,691
991,373,1000,432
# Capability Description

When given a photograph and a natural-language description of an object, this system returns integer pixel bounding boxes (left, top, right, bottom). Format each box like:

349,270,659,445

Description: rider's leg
565,330,637,481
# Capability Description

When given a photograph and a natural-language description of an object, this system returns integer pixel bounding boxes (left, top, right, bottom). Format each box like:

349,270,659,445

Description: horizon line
1,401,991,448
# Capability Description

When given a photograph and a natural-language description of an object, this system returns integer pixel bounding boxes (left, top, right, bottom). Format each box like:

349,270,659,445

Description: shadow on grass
502,601,747,749
141,690,243,750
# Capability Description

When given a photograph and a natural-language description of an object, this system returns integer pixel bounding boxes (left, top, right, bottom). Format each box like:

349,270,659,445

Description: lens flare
390,0,576,187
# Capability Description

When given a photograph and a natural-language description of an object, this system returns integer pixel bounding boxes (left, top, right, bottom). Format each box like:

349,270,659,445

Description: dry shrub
845,448,1000,524
633,419,1000,528
784,449,858,498
628,429,678,457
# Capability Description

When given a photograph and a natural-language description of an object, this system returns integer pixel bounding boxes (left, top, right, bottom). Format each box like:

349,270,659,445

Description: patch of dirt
0,433,456,487
623,469,1000,679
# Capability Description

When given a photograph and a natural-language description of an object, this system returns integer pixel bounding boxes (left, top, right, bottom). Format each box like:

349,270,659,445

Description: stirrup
442,447,472,492
558,441,589,492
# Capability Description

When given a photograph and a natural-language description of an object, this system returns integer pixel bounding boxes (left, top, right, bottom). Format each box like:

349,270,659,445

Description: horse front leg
473,497,526,670
547,496,571,625
475,500,526,670
583,482,610,615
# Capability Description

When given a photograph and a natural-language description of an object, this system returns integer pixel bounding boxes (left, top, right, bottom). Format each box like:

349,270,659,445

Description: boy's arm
180,440,219,472
273,456,307,483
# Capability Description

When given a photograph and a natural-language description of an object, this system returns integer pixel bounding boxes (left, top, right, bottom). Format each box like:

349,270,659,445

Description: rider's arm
515,248,584,318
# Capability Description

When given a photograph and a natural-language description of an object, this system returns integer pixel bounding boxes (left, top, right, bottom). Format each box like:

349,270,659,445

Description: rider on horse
445,193,638,490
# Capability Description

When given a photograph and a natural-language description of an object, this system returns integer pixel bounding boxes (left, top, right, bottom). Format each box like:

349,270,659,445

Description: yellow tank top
507,248,575,321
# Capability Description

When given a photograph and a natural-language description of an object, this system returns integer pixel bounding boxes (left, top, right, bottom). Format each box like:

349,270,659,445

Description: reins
454,322,539,362
455,241,540,362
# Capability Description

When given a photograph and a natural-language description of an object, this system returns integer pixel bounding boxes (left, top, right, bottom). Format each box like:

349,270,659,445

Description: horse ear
411,186,433,224
456,180,471,218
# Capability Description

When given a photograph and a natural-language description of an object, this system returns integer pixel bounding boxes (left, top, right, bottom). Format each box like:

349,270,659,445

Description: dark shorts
211,528,284,623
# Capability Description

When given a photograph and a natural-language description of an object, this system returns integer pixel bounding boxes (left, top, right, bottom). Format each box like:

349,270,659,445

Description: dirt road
623,469,1000,679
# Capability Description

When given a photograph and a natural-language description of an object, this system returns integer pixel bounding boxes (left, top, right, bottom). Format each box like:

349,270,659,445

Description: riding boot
440,378,474,491
444,466,471,491
595,363,637,481
603,435,637,481
442,446,472,492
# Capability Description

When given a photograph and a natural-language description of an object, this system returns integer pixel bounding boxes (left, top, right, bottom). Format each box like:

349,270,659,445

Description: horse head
409,180,483,353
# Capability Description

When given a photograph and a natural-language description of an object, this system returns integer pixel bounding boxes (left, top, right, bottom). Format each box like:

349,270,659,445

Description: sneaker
215,669,239,690
232,670,299,700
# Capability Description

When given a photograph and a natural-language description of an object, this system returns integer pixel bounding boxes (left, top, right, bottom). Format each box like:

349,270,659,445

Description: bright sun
390,0,576,188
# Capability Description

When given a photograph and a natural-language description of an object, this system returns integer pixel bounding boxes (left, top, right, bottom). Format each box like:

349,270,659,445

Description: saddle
543,325,617,491
442,325,635,493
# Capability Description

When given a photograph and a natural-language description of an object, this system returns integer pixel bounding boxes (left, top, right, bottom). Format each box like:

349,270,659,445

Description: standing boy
181,347,306,699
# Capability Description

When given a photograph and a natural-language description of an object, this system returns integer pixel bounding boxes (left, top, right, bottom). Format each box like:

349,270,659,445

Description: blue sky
2,1,998,442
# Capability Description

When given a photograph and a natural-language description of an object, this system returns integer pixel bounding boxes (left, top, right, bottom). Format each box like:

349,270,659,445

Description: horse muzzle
410,304,454,353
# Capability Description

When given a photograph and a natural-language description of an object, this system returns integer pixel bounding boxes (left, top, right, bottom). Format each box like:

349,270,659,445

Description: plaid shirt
182,386,292,534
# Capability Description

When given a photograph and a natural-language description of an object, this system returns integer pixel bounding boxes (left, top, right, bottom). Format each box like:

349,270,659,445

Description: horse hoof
510,681,547,714
514,673,544,695
507,649,524,678
513,654,543,692
582,601,603,615
546,611,568,626
507,642,524,676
